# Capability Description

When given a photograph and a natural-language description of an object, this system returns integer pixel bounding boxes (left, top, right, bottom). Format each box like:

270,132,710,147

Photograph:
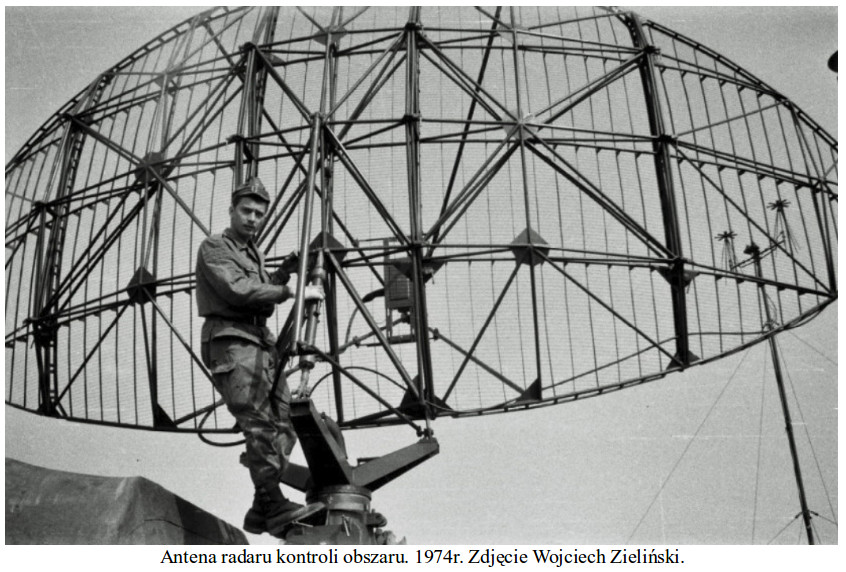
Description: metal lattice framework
5,7,837,436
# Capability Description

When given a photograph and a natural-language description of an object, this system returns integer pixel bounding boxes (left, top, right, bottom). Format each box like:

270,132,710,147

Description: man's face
229,196,268,242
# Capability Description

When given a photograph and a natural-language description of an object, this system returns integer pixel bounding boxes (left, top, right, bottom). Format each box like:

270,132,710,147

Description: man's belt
205,315,267,327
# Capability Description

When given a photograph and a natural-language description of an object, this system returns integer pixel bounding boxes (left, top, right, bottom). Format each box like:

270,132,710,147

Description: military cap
232,177,270,204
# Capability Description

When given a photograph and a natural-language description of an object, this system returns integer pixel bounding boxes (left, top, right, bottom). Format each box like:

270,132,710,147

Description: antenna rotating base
279,398,439,544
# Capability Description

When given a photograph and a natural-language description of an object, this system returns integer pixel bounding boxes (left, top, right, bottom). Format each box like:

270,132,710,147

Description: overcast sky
4,4,839,551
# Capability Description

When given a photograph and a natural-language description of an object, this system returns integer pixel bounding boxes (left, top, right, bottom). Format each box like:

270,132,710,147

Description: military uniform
196,228,296,489
194,177,325,536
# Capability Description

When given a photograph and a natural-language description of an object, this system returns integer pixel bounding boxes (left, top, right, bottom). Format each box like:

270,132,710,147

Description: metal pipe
33,79,107,416
625,12,691,365
324,20,345,420
292,114,323,353
750,244,815,545
404,7,435,418
295,26,339,395
509,6,544,394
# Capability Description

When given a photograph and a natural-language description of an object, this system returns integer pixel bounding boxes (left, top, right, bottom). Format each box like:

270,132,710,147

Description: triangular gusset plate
309,231,347,262
398,386,452,420
510,228,549,266
126,266,156,305
516,377,542,403
657,266,698,288
664,350,701,371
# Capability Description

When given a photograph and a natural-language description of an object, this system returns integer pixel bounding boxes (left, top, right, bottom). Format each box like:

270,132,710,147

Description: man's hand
304,284,325,302
280,251,299,274
270,252,299,285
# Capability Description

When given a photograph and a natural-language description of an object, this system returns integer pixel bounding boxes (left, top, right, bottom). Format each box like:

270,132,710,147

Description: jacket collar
222,227,251,249
222,227,262,264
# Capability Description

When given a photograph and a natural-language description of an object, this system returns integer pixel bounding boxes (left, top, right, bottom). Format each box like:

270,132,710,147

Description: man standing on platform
195,176,324,536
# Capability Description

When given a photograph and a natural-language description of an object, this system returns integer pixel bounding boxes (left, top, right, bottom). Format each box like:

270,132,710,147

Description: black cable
196,404,245,447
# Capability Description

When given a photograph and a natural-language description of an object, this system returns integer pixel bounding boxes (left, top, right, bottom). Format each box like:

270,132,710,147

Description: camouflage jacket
195,228,290,346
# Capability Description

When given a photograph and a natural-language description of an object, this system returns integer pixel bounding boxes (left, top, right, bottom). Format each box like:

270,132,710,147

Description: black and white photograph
5,4,838,561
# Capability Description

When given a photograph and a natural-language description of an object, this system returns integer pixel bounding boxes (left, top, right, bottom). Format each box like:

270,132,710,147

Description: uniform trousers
202,336,296,489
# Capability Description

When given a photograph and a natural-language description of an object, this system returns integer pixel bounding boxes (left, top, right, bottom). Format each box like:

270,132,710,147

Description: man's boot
245,485,323,537
242,490,272,534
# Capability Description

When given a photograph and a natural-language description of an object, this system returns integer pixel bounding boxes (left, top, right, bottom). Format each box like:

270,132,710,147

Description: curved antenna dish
5,7,837,438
